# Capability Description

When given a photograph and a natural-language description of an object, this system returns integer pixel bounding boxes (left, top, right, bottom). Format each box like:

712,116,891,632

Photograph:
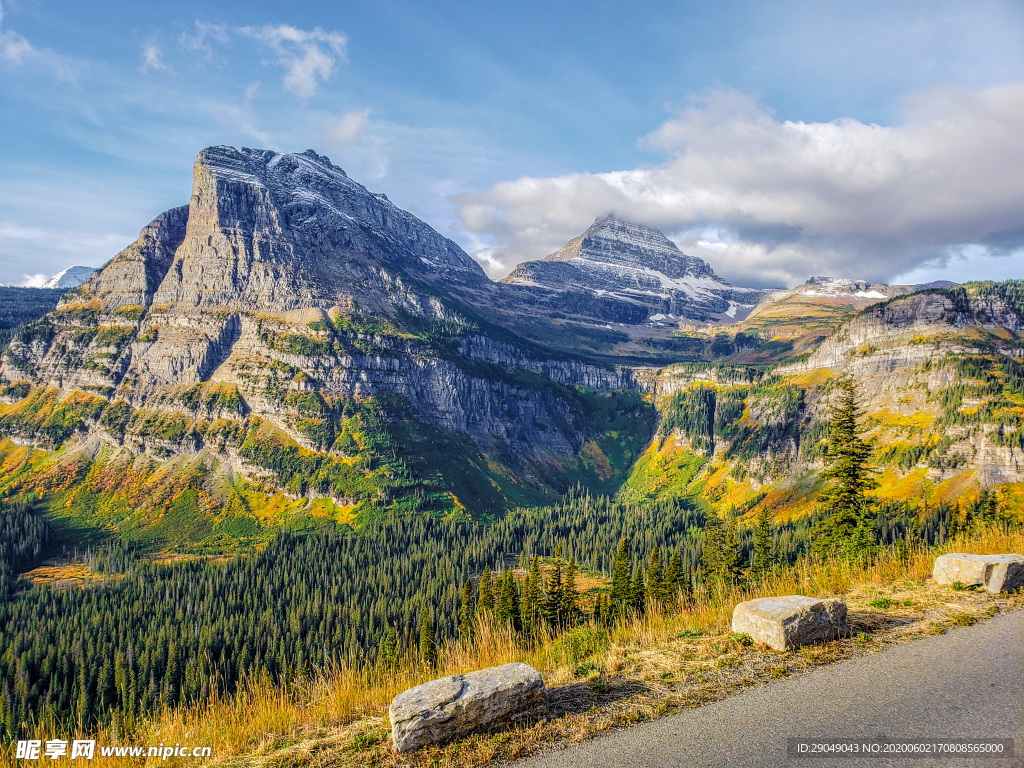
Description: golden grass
22,562,123,588
5,524,1023,768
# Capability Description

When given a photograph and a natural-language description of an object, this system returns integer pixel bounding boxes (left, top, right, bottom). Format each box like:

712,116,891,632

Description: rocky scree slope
0,147,653,513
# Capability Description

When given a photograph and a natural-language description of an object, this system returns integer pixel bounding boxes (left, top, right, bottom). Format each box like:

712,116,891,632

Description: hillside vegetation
4,519,1019,766
1,191,1023,767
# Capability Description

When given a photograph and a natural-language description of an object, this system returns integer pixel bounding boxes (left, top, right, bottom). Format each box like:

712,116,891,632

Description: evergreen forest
0,488,994,739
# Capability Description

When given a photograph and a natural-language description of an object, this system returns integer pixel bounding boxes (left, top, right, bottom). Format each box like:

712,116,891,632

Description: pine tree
560,558,579,626
610,537,631,615
647,546,664,606
663,549,682,603
701,510,739,581
752,507,774,575
542,559,563,626
495,570,521,631
521,556,541,637
811,375,878,559
378,626,399,670
984,490,1000,524
458,580,474,637
418,606,436,668
477,566,493,618
725,511,741,579
630,568,646,613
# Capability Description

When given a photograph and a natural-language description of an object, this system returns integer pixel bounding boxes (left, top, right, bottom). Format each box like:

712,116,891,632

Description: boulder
933,553,1024,593
389,662,548,753
732,595,850,651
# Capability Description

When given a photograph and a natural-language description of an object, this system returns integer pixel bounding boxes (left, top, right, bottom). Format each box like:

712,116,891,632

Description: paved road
513,610,1023,768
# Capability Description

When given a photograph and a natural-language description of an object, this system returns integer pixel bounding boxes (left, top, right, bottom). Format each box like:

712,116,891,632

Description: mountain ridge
0,146,1021,548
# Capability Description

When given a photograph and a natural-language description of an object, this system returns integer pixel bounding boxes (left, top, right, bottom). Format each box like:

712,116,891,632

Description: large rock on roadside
933,553,1024,593
732,595,850,651
389,662,548,753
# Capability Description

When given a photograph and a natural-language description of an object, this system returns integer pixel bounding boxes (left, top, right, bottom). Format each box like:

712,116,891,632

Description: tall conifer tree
477,566,493,618
542,559,563,626
610,537,631,614
522,556,541,636
418,606,436,668
647,546,664,606
752,507,774,574
379,626,399,670
459,580,474,637
630,568,646,613
495,570,521,631
560,558,579,626
812,375,878,558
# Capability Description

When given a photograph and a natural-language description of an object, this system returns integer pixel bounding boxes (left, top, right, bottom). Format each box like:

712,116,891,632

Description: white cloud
328,108,370,144
241,24,347,98
179,21,229,61
0,0,72,78
140,41,171,73
455,85,1024,286
18,273,48,288
0,1,32,63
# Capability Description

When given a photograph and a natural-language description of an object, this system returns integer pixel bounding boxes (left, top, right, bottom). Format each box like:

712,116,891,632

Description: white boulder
389,662,548,753
732,595,850,651
933,553,1024,593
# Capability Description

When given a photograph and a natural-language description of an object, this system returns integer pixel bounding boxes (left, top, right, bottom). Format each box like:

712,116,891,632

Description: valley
0,147,1021,762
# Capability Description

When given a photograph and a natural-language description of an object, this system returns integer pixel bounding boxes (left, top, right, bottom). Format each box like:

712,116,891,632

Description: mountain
0,147,654,541
42,266,97,290
720,276,961,362
2,146,1023,764
626,282,1024,517
0,146,1021,550
501,216,766,324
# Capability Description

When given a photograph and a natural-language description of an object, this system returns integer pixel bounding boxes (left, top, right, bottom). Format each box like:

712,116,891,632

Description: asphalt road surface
513,610,1023,768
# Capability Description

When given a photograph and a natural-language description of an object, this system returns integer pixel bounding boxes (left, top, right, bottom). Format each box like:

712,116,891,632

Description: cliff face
0,148,653,506
772,287,1024,487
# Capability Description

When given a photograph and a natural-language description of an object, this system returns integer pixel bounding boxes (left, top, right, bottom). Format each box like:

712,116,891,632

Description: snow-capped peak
42,266,97,290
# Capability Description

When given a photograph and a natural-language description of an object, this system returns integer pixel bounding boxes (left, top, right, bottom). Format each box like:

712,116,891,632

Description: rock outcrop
787,290,1024,376
389,662,548,753
732,596,849,650
933,553,1024,593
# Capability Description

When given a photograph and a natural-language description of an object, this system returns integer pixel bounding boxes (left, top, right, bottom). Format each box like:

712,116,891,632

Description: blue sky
1,0,1022,288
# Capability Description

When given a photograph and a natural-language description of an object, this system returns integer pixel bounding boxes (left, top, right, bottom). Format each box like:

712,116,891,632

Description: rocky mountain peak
543,215,717,281
166,146,489,307
9,146,504,404
502,216,765,323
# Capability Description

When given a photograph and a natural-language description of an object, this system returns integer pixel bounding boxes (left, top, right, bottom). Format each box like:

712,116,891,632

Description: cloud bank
241,24,348,98
455,85,1024,287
